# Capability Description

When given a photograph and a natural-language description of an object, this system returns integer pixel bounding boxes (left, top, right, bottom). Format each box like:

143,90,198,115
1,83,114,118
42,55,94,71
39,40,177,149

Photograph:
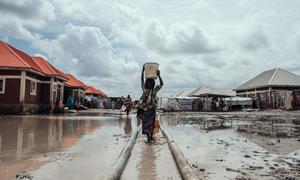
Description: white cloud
0,0,55,21
242,29,270,51
144,20,218,55
1,0,300,98
33,24,134,77
0,0,55,40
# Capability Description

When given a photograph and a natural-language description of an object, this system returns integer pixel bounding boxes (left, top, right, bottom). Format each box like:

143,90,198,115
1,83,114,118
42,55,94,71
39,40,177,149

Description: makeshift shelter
157,97,181,111
176,97,200,111
224,96,253,110
176,90,192,98
188,86,235,98
174,90,199,111
234,68,300,110
0,41,67,114
188,86,235,111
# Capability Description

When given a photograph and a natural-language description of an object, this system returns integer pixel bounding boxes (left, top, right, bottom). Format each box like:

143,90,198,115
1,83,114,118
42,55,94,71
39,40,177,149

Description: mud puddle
161,114,300,180
0,113,136,180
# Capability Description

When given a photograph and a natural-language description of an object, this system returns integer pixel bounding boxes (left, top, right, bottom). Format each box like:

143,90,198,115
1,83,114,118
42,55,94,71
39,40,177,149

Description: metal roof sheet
85,85,107,97
32,56,67,80
188,86,235,97
64,74,86,89
235,68,300,90
0,41,42,73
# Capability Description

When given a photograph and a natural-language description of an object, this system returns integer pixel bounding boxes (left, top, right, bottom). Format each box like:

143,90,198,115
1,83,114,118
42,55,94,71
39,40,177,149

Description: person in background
66,95,73,109
219,98,224,112
138,65,163,143
118,96,124,109
112,99,115,110
124,95,133,117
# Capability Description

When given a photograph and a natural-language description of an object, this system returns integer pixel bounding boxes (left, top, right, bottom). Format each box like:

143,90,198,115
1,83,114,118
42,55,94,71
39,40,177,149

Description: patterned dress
138,84,162,134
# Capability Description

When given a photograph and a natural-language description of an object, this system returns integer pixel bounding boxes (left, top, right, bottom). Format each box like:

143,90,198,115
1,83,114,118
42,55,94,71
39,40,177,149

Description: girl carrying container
137,63,163,143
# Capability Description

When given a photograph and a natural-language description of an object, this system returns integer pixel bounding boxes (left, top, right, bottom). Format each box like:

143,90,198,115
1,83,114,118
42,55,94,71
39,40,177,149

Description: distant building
63,74,86,108
84,85,107,98
0,41,67,114
188,86,235,98
84,85,107,108
234,68,300,110
188,86,235,111
176,90,193,98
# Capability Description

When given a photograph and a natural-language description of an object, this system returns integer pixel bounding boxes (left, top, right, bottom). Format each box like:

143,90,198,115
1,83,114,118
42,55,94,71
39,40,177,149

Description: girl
138,65,163,143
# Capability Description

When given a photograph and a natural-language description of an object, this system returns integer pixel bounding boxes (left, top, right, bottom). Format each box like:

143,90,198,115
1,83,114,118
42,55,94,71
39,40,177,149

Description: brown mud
161,112,300,180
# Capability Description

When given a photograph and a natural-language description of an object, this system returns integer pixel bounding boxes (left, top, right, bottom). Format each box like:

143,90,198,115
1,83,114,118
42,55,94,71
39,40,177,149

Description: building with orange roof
85,85,107,97
63,74,86,108
0,40,68,114
84,85,107,108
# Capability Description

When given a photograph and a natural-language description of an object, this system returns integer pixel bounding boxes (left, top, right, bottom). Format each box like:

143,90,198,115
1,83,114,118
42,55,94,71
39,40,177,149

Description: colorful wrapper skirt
142,110,156,134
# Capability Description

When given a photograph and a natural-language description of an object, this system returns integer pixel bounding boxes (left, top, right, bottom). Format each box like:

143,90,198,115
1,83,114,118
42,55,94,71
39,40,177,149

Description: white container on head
144,62,159,79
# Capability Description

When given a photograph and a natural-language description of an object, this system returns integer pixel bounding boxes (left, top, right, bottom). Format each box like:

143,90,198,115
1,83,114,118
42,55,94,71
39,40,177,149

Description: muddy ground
0,109,300,180
161,111,300,180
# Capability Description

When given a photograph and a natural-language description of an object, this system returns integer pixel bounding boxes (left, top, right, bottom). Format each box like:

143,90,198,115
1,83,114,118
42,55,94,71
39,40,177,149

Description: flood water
161,114,300,180
1,111,300,180
0,112,137,180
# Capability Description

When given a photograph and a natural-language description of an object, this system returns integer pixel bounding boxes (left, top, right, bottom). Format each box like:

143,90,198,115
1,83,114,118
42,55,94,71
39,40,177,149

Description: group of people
120,65,163,143
210,97,225,111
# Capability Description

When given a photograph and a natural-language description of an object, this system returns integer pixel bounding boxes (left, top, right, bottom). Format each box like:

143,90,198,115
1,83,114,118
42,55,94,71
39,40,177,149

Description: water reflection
161,114,300,155
0,115,135,162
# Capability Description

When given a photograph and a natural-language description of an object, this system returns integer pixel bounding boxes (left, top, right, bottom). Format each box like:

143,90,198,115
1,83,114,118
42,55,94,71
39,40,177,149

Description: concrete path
120,129,182,180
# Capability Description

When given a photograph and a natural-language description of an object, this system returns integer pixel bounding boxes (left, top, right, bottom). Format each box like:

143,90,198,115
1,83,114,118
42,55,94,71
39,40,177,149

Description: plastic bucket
144,62,159,79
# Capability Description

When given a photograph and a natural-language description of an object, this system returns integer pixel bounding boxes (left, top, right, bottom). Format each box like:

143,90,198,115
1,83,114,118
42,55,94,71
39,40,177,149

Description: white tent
188,86,235,97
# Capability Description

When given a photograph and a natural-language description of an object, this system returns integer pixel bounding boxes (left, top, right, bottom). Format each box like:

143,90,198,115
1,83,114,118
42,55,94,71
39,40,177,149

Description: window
0,78,5,94
30,81,37,95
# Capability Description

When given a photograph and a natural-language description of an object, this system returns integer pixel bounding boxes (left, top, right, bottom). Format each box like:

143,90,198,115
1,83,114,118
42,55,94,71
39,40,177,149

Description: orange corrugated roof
85,85,107,97
64,74,86,89
85,86,97,94
32,56,67,80
96,88,107,97
0,41,42,73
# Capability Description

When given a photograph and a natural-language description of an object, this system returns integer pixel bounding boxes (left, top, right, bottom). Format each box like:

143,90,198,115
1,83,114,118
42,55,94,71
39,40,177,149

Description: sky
1,0,300,99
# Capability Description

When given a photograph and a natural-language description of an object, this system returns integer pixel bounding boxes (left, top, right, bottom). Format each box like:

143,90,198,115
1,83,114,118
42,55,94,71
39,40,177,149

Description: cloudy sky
1,0,300,98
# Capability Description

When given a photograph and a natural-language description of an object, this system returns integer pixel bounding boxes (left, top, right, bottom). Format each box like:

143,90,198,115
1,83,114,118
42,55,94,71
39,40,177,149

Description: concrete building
63,74,86,108
0,41,67,114
234,68,300,110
